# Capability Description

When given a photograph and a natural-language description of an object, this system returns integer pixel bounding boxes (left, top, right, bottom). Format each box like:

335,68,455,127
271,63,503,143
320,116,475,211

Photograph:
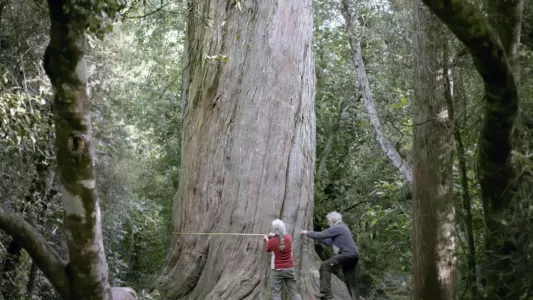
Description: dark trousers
319,255,359,299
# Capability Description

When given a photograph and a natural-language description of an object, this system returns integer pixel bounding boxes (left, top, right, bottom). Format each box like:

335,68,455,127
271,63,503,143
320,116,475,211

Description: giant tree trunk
155,1,350,299
418,0,524,298
340,0,412,183
412,1,457,299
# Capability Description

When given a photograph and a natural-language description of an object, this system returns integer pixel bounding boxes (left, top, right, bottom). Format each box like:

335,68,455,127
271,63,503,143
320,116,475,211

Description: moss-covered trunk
44,1,110,298
479,2,523,298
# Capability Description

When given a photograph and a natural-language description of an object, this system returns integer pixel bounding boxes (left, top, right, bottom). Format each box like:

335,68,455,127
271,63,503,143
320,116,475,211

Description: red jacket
265,234,295,269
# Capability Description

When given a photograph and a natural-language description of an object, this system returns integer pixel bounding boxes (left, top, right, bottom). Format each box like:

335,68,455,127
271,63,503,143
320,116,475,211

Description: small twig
341,200,373,213
123,0,179,19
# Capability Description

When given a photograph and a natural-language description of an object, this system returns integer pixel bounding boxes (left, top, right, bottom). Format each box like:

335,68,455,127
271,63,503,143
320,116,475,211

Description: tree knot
67,134,85,156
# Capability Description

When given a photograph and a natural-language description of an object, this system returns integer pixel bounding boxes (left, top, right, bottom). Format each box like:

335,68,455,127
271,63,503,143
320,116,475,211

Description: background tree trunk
412,1,457,299
155,0,351,299
26,262,39,299
340,0,413,183
443,47,477,299
415,0,523,296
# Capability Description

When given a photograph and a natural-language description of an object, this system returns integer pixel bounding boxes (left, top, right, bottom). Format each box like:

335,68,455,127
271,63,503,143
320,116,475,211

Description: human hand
301,229,308,235
267,232,276,238
264,235,269,241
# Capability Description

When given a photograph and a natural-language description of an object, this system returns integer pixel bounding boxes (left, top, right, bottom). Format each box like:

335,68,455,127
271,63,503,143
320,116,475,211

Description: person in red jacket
264,219,302,300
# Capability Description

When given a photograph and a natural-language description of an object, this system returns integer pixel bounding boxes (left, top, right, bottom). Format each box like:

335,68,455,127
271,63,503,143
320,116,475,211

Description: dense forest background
0,0,532,299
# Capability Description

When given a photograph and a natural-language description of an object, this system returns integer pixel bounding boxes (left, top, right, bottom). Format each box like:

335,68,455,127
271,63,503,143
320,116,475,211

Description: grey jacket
307,222,359,257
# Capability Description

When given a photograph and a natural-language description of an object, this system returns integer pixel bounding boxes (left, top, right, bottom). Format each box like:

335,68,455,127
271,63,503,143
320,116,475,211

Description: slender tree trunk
412,1,457,299
443,46,477,299
454,104,478,300
155,1,350,299
26,262,39,299
43,1,111,298
340,0,412,183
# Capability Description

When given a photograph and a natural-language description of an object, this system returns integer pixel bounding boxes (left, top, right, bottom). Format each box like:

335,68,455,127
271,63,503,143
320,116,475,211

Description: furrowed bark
419,0,523,297
156,0,350,299
0,206,70,298
340,0,413,183
43,1,111,298
412,1,457,298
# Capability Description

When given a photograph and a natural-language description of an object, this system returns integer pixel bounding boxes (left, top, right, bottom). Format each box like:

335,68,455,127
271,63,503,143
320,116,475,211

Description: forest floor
371,272,411,300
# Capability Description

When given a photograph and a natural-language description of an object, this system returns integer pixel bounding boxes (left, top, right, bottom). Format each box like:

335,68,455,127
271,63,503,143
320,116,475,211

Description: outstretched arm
264,234,273,252
305,227,339,240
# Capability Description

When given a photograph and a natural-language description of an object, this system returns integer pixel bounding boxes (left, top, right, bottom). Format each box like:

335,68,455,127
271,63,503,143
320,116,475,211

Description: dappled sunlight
437,208,457,290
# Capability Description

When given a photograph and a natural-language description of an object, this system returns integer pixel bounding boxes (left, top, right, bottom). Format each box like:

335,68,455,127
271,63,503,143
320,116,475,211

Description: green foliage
354,180,412,297
0,85,52,149
85,0,185,290
312,1,415,296
2,0,183,297
49,0,127,38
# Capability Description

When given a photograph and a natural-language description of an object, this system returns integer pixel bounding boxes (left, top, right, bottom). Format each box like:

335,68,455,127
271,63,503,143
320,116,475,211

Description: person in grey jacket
301,211,360,300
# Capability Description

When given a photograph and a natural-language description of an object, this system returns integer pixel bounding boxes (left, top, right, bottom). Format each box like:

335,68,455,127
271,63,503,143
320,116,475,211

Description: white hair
326,211,342,223
271,219,286,235
271,219,287,251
